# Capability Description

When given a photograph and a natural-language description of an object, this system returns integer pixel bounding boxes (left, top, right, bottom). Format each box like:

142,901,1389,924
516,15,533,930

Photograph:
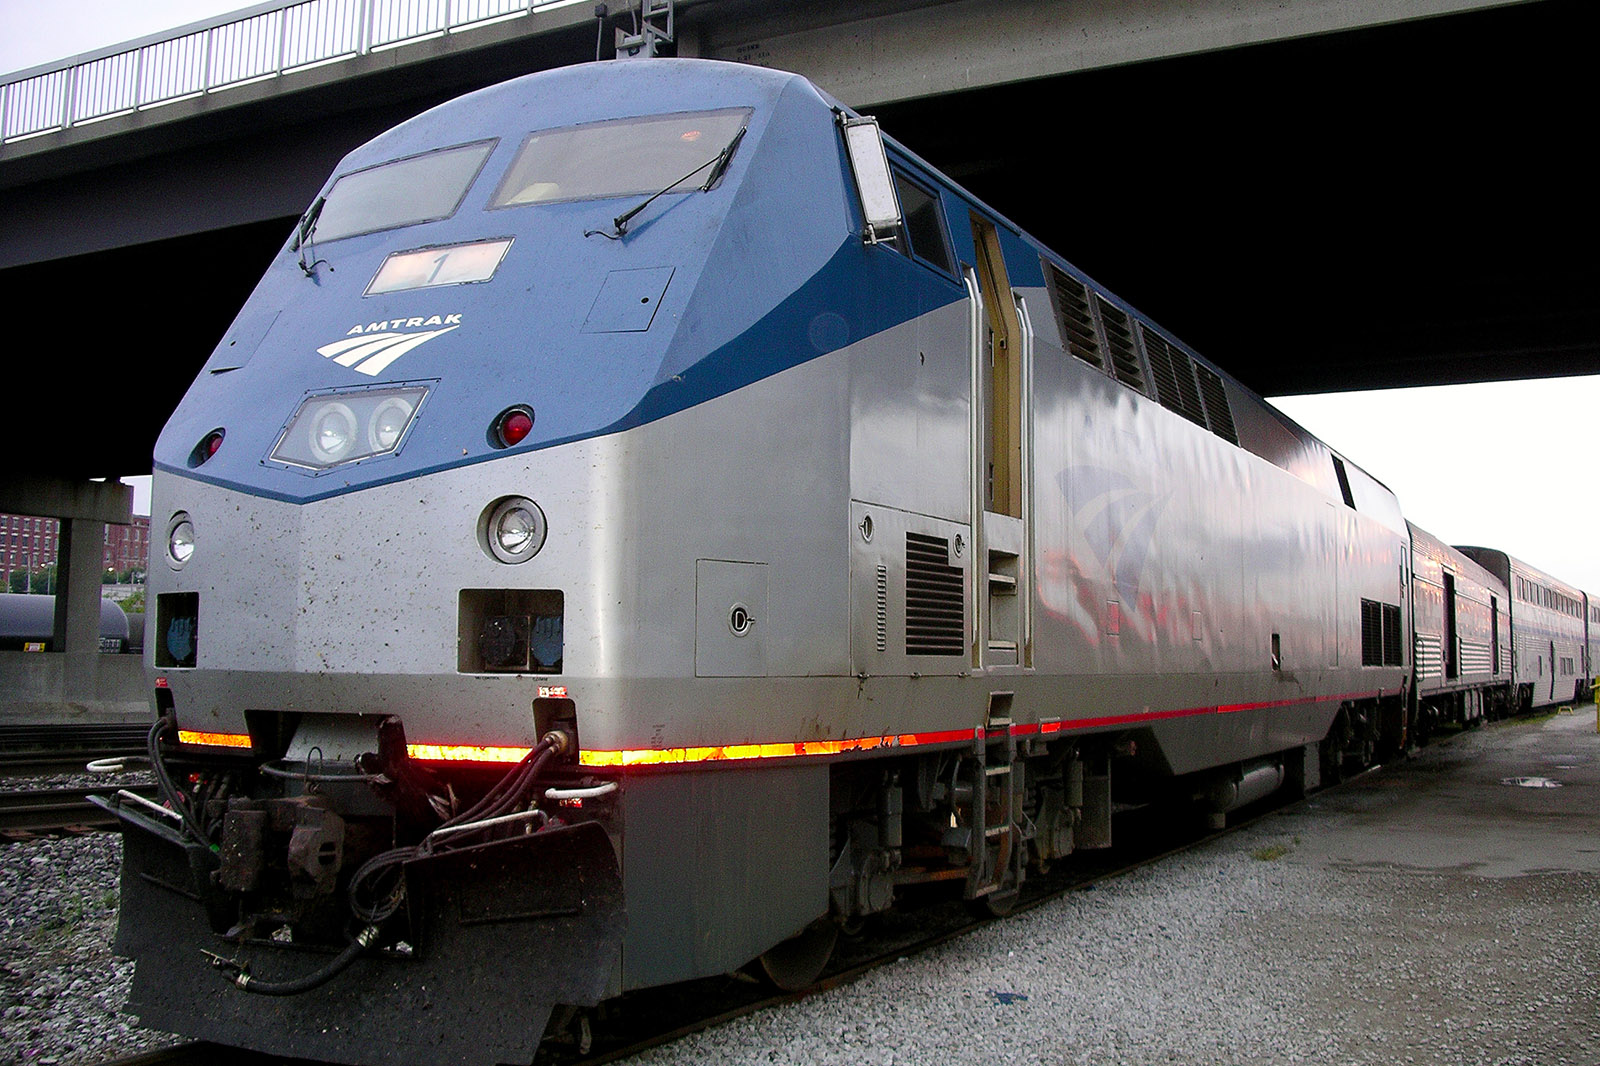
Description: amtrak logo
317,314,462,376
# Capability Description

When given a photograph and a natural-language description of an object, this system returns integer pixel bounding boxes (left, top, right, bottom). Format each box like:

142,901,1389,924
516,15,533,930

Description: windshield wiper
588,125,748,240
698,126,746,192
295,197,330,278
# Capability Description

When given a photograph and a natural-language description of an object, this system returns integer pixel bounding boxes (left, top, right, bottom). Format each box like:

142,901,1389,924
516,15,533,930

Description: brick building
1,511,150,587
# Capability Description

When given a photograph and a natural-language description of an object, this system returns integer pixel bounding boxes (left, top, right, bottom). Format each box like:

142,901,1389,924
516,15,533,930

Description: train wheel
758,918,838,991
1319,711,1349,786
972,886,1019,918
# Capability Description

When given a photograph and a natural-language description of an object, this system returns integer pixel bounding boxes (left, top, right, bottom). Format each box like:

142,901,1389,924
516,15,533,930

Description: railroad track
538,779,1343,1065
0,783,158,838
88,758,1403,1066
88,790,1303,1066
0,722,150,775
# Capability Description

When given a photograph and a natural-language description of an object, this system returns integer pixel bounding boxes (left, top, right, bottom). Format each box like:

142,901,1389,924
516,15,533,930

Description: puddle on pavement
1501,776,1563,788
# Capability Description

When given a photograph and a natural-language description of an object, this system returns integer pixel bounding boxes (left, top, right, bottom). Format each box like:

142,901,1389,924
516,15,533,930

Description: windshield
489,109,751,208
311,141,496,243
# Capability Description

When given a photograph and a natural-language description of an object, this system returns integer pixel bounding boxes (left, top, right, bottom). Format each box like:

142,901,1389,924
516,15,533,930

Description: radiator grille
1140,325,1206,427
906,532,965,656
1192,363,1238,444
1382,603,1402,666
1361,599,1405,667
1361,600,1383,666
1045,265,1104,370
1095,297,1145,393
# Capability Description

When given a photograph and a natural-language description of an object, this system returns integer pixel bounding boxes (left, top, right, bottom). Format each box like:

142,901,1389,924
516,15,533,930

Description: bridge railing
1,0,577,144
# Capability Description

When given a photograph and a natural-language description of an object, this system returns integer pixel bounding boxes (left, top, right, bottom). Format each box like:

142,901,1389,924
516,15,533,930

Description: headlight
271,386,428,471
309,402,357,464
369,396,416,451
482,497,547,564
167,513,195,568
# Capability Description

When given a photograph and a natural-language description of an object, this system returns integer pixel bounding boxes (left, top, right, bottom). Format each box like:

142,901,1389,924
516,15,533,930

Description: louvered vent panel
906,532,965,656
1141,325,1180,408
1413,633,1443,680
1193,363,1239,444
1382,604,1403,666
1170,350,1206,426
875,565,888,652
1047,265,1103,370
1361,599,1383,666
1139,325,1206,426
1095,297,1145,392
1460,640,1492,674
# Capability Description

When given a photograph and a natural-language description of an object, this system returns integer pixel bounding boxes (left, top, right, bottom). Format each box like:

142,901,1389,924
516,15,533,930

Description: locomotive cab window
888,171,955,275
305,140,496,245
489,108,751,208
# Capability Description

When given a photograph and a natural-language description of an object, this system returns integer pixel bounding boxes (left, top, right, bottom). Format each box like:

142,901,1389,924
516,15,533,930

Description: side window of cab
888,170,956,276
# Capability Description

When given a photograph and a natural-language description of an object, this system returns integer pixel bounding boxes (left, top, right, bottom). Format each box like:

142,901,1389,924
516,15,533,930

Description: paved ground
1255,704,1600,1064
628,707,1600,1066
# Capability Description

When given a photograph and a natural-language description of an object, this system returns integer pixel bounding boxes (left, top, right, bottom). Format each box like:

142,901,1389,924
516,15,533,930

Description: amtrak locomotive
101,57,1595,1065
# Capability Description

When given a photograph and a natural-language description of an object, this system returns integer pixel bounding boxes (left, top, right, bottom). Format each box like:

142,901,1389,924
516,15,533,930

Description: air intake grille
1140,325,1206,427
1382,603,1402,666
1095,297,1145,393
1362,598,1404,666
1192,363,1238,444
1046,264,1104,370
906,532,965,656
875,565,889,652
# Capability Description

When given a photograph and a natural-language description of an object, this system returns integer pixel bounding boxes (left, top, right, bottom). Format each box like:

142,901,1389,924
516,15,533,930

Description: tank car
1455,547,1588,709
0,593,130,653
104,57,1417,1065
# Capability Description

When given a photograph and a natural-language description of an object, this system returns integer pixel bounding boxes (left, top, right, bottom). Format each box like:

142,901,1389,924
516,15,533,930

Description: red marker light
502,411,533,444
492,406,535,448
189,429,225,467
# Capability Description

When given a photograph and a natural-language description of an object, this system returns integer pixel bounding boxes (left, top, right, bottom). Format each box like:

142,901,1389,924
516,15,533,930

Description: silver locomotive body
119,59,1415,1065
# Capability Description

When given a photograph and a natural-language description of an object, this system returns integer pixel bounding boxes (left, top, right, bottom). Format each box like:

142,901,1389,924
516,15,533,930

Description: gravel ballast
2,712,1596,1066
0,831,179,1066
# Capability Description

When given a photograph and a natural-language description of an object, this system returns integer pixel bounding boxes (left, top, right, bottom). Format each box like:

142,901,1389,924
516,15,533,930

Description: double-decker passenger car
1457,547,1588,708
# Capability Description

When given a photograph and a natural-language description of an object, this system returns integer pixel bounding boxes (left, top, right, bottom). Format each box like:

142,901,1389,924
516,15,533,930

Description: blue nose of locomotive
153,60,856,504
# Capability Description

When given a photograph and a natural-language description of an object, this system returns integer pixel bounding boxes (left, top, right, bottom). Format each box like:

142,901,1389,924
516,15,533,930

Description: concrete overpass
0,0,1592,717
3,0,1591,481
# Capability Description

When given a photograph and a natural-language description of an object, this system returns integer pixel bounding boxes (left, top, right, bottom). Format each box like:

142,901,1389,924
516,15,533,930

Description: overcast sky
8,1,1598,588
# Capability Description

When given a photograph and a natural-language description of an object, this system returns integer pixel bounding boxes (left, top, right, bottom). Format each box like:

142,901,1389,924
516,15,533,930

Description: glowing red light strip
177,729,252,749
407,691,1382,767
406,743,536,763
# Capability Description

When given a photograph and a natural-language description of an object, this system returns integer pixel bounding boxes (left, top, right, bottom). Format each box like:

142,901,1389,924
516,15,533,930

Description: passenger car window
310,141,496,244
490,109,752,208
890,171,955,275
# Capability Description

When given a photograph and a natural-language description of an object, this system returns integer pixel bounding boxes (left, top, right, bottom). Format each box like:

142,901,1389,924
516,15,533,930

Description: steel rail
0,784,158,836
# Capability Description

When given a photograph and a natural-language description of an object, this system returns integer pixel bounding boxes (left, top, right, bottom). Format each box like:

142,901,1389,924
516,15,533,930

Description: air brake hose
147,714,213,846
345,730,569,925
214,925,381,996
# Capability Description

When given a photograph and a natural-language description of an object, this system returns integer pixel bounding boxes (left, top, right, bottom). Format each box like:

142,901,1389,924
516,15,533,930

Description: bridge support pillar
0,476,146,723
57,515,109,699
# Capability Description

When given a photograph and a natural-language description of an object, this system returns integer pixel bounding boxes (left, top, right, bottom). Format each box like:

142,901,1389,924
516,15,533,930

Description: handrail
1,0,583,144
